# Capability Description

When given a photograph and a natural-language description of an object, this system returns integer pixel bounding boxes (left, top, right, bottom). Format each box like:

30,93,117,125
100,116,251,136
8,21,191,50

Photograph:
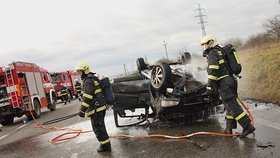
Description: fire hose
29,96,254,143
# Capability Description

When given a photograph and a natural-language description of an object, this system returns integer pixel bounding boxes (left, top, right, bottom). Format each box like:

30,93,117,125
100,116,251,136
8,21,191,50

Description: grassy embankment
238,43,280,104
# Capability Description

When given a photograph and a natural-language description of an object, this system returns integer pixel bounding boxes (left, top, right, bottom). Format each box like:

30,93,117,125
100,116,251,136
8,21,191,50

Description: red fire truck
0,62,57,125
50,71,81,101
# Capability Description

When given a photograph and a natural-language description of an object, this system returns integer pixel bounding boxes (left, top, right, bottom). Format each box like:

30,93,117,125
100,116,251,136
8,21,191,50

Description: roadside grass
238,43,280,103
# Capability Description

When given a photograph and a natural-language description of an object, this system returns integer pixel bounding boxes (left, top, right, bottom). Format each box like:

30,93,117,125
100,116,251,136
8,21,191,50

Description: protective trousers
218,76,251,130
90,110,110,147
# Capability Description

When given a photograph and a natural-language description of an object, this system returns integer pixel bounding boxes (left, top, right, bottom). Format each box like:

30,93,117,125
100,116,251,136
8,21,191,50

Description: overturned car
112,53,220,127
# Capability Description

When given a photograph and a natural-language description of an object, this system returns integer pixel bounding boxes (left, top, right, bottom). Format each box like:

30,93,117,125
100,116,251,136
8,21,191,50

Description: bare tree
263,15,280,43
221,37,244,50
243,32,273,49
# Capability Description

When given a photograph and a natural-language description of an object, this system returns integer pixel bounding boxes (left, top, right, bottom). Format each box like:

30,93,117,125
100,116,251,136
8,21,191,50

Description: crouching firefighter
75,62,111,152
201,35,255,138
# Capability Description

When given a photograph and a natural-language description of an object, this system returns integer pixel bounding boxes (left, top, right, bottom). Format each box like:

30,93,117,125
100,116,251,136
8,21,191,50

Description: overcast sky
0,0,279,77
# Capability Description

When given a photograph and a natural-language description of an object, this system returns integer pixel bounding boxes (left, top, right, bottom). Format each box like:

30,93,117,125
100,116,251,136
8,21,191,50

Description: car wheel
150,62,172,92
136,58,146,72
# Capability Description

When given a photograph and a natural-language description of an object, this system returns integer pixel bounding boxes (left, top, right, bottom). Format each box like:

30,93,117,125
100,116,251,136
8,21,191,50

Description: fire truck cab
50,71,81,101
0,62,57,125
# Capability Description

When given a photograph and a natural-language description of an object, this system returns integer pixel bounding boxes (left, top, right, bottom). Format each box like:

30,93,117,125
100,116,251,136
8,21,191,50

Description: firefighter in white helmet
201,35,255,137
75,62,111,152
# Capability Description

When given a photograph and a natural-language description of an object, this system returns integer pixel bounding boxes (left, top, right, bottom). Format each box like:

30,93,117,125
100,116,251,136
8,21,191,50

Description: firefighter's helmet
75,62,90,74
200,35,219,50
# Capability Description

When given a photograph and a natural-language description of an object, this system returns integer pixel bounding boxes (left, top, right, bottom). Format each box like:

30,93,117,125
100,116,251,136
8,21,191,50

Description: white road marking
16,124,27,130
256,118,280,130
0,134,8,141
70,153,78,158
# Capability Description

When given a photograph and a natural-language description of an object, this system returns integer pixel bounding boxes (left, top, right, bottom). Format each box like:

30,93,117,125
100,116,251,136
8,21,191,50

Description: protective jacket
60,85,68,96
74,82,82,93
206,46,230,87
80,73,107,117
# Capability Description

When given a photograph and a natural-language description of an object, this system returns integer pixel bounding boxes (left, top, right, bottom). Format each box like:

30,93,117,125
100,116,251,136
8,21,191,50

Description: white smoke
171,64,208,84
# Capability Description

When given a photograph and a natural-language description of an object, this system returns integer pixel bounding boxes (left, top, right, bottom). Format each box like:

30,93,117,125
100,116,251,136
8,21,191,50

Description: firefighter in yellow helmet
75,62,111,152
201,35,255,138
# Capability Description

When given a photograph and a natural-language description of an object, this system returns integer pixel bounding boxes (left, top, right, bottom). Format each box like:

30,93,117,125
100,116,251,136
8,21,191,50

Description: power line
195,3,207,37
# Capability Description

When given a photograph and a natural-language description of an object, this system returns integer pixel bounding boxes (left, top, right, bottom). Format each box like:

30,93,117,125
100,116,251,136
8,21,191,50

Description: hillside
238,43,280,104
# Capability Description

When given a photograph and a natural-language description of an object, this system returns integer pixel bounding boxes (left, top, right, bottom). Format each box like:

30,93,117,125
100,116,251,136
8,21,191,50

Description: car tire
136,58,146,72
150,62,172,92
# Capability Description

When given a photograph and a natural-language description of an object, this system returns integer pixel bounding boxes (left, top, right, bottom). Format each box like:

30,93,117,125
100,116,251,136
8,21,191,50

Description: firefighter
200,35,255,138
75,62,111,152
74,79,82,102
60,83,70,105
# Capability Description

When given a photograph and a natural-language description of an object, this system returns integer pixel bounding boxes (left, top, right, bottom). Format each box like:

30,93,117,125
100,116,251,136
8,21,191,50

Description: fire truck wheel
33,99,41,119
49,93,57,111
49,101,57,111
1,115,14,126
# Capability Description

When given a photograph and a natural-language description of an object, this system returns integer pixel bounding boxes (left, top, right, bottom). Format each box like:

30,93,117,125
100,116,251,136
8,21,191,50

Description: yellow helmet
200,35,219,49
75,62,90,74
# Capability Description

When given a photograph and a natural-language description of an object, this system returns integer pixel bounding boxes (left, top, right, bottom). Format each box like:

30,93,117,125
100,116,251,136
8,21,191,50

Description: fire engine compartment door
25,72,45,97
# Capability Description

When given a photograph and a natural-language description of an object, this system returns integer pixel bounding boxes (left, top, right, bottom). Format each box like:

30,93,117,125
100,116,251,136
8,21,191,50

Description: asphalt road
0,99,279,158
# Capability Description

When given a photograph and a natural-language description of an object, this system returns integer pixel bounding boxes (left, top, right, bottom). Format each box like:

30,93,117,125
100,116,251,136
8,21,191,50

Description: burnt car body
112,53,220,127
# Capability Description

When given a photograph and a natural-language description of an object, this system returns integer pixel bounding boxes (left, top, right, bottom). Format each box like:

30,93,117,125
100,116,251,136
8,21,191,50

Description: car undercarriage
112,53,220,127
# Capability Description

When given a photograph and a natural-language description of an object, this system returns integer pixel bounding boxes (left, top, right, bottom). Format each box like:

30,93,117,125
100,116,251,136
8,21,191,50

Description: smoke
182,64,208,84
171,54,208,84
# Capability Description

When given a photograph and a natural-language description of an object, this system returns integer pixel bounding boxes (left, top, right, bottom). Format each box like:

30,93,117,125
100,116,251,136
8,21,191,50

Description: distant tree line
221,15,280,50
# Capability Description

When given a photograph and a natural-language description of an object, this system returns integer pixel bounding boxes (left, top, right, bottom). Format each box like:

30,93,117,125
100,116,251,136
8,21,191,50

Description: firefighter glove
79,111,85,118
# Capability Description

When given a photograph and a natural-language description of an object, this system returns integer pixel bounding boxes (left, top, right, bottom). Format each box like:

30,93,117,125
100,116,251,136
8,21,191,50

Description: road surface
0,99,279,158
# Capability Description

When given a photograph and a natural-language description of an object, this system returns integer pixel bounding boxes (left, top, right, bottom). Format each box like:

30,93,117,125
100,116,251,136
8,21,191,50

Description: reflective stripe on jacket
60,86,68,96
75,82,82,92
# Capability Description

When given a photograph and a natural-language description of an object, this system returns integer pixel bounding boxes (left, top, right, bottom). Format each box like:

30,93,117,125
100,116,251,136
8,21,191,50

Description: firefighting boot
240,124,255,138
224,116,237,134
97,143,111,152
224,128,233,134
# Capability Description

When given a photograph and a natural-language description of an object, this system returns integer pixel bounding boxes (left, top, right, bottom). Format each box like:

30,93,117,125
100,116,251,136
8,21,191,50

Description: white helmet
200,35,219,50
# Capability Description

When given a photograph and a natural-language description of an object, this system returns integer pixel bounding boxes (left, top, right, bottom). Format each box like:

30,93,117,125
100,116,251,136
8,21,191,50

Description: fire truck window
50,73,59,83
42,73,47,82
63,74,69,81
47,73,51,82
0,76,4,86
